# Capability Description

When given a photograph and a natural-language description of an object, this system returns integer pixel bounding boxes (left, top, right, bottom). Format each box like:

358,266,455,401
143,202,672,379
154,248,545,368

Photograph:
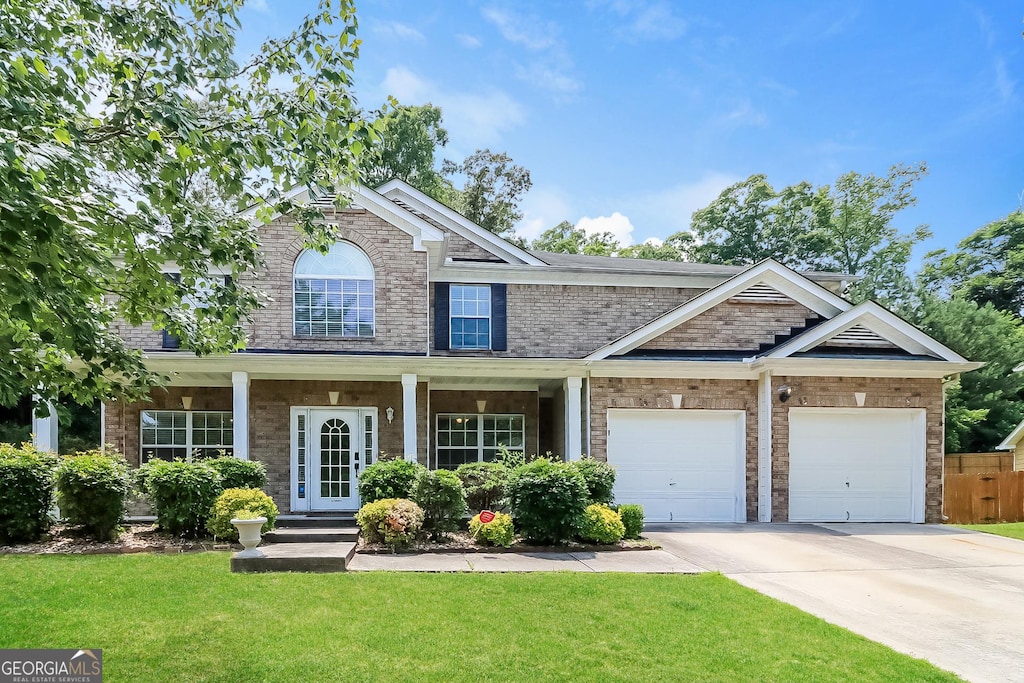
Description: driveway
646,523,1024,683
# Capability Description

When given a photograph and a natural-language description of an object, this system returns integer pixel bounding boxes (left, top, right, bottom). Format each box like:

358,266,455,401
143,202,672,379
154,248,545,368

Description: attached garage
788,408,926,523
606,409,746,522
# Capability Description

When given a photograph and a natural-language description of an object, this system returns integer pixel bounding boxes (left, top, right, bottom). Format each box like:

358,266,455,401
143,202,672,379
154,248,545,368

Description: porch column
401,373,418,462
564,376,583,461
31,396,58,453
757,370,772,522
232,371,250,460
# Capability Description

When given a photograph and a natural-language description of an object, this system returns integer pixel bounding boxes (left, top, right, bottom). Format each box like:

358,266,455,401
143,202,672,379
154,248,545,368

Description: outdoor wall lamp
386,406,394,423
328,391,340,406
777,385,792,403
181,396,193,410
477,399,487,413
670,394,683,409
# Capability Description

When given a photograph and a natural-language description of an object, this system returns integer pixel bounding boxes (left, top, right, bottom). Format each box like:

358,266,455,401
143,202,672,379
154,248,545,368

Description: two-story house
86,179,978,523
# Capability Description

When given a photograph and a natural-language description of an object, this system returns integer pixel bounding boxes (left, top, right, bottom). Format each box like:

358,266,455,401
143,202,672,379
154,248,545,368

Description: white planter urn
231,517,268,558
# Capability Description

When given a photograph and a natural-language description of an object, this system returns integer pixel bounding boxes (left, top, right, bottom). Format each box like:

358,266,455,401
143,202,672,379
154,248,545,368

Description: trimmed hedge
355,498,424,549
410,469,466,540
469,511,515,548
578,503,625,544
357,459,425,503
0,443,57,543
56,451,131,541
136,460,222,537
571,457,616,505
455,461,508,512
506,458,589,545
206,457,266,490
618,503,645,540
207,488,278,541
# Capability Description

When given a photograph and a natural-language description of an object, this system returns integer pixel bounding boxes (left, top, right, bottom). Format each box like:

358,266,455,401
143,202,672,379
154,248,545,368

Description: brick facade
638,299,814,351
769,376,944,523
428,390,540,468
445,232,503,261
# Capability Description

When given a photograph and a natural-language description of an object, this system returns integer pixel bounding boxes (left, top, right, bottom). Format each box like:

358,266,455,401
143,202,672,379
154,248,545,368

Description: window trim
139,410,234,463
449,284,492,350
292,241,376,339
435,412,525,468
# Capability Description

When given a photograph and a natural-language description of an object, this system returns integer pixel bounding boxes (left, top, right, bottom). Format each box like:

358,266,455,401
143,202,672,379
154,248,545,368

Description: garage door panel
607,410,745,523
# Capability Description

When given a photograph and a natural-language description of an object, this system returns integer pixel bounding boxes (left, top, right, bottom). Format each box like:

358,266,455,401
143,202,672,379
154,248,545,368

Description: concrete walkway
647,523,1024,683
347,548,702,573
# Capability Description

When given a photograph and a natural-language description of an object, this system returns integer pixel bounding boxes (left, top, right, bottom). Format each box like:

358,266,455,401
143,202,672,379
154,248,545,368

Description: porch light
181,396,193,410
855,392,866,407
386,406,394,423
328,391,340,406
477,399,487,413
777,385,792,403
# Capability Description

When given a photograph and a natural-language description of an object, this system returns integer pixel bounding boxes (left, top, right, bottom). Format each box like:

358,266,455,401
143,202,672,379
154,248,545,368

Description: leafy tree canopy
531,220,619,256
443,149,532,241
1,0,376,409
360,103,453,201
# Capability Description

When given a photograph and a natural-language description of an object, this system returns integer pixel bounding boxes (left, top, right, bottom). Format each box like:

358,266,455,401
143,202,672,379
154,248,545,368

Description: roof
997,419,1024,450
528,250,852,281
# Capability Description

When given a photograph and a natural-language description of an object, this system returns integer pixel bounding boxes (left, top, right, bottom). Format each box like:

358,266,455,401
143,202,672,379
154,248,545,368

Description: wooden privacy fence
944,452,1014,474
944,471,1024,524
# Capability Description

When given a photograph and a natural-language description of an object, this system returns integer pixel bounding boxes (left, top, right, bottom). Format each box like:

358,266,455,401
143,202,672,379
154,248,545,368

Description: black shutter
434,282,450,351
491,283,507,351
162,273,181,349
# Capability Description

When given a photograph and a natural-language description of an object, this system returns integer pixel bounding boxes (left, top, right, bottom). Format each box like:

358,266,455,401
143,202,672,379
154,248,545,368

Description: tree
1,0,376,409
444,149,532,240
359,103,453,201
910,295,1024,452
617,232,695,261
531,220,619,256
920,211,1024,318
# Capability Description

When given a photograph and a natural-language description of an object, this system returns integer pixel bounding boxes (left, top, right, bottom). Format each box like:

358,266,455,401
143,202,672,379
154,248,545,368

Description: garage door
788,408,926,523
606,410,746,522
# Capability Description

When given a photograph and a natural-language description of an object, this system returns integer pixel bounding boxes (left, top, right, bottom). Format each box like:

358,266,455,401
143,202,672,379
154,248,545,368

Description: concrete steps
263,527,359,544
231,542,357,573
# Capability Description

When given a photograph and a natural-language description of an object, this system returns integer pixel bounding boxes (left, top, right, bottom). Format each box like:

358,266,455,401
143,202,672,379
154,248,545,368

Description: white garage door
606,410,746,522
788,408,926,523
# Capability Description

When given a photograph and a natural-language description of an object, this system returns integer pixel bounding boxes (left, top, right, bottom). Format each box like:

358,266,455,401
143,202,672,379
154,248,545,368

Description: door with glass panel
309,409,361,510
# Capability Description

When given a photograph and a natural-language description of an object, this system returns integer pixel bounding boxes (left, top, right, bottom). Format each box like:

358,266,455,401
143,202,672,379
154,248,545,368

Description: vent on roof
821,325,898,348
731,282,791,303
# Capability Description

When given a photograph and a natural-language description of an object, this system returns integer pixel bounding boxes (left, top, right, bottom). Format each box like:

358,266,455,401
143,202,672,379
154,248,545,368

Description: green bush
136,460,222,537
618,503,644,540
579,503,625,544
207,488,279,541
469,511,515,548
55,451,131,541
355,498,424,549
506,457,589,545
455,461,508,512
571,457,616,504
357,459,425,504
206,457,266,490
410,469,466,540
0,443,57,543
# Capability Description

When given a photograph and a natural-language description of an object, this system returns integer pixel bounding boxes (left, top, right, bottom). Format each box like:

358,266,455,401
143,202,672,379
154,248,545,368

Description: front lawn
956,522,1024,541
0,553,957,682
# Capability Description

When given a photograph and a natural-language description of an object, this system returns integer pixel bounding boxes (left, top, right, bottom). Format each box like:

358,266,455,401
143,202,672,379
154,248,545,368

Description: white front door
291,407,376,511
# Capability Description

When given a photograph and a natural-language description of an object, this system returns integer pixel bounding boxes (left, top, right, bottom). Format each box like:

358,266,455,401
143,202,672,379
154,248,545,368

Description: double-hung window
140,410,233,462
293,241,375,338
436,413,525,469
450,285,491,349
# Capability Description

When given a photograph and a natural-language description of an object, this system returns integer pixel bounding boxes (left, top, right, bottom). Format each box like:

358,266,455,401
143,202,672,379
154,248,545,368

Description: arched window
293,241,375,337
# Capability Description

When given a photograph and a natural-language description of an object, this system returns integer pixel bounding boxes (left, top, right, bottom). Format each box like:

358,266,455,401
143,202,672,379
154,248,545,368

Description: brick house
80,180,979,523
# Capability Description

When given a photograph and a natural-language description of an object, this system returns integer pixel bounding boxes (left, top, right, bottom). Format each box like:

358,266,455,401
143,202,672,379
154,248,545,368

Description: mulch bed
0,524,236,555
357,531,660,554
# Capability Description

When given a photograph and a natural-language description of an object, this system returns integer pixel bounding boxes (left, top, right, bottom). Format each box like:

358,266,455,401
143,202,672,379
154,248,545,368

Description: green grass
0,553,958,682
957,522,1024,541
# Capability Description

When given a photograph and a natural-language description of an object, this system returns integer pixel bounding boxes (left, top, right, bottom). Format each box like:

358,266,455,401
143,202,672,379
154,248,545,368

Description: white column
757,370,773,522
31,396,58,453
564,376,583,461
401,374,418,463
232,371,250,460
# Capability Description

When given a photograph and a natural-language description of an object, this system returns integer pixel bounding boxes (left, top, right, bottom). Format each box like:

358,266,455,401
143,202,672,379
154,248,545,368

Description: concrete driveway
646,523,1024,683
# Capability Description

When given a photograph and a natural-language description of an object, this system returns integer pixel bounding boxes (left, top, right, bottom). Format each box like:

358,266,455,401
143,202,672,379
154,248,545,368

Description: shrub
506,457,589,545
55,451,131,541
207,488,279,541
0,443,57,543
571,457,616,504
495,446,526,470
410,469,466,540
579,504,625,544
357,459,425,504
355,498,424,549
618,503,644,540
469,511,515,548
136,460,222,537
206,457,266,490
455,461,508,512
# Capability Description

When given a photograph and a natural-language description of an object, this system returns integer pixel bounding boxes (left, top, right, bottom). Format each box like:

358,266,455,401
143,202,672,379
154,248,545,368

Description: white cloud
643,237,663,247
577,212,636,246
626,172,741,236
378,66,526,149
481,6,558,50
246,0,269,13
370,20,426,43
515,62,582,96
482,6,581,99
457,33,482,49
722,100,768,128
517,186,575,242
995,57,1014,103
588,1,687,42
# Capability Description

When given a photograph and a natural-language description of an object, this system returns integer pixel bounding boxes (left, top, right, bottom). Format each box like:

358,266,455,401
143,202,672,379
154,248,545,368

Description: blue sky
239,1,1024,262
